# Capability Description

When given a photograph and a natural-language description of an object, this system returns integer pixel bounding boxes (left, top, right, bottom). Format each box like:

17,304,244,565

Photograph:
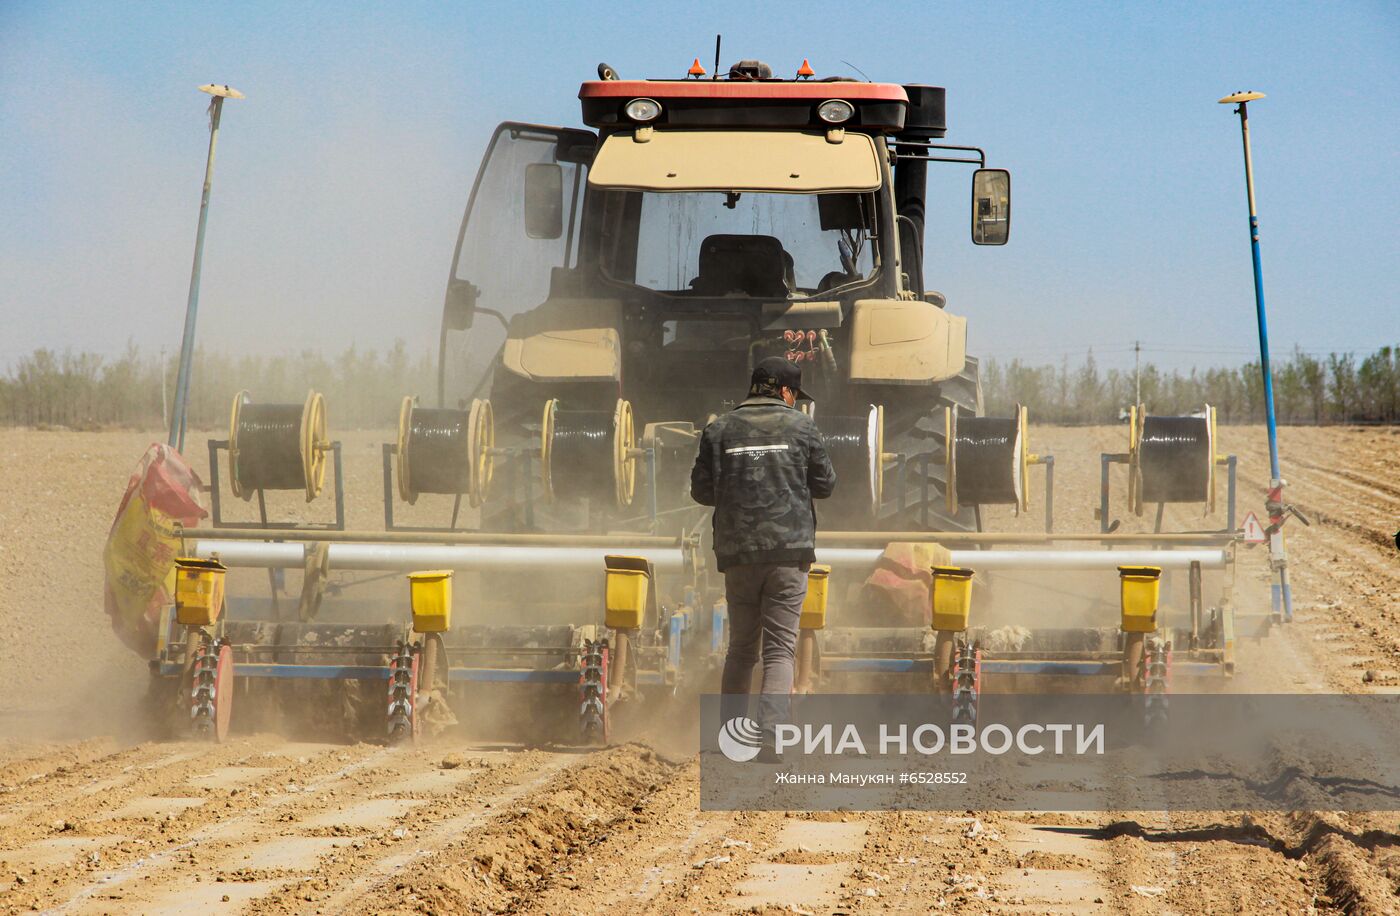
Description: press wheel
579,639,609,746
191,637,234,743
387,642,420,745
417,633,448,715
932,630,956,693
1121,631,1146,691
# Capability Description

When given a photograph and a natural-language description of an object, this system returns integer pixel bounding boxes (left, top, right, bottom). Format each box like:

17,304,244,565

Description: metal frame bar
821,658,1224,677
153,661,669,684
889,141,986,167
206,439,345,530
180,527,685,547
1098,451,1237,536
817,530,1235,545
381,442,469,533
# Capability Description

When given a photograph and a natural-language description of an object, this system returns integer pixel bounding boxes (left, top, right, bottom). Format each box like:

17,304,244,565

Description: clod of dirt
439,754,465,769
691,854,731,869
1362,669,1375,682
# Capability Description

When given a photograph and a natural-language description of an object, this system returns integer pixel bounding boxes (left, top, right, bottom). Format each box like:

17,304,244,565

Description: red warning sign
1241,511,1267,544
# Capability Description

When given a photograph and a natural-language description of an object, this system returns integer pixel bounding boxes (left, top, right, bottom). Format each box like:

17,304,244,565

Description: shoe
755,746,784,765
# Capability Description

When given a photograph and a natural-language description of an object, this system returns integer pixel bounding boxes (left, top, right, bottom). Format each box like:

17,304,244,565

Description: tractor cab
441,60,1010,534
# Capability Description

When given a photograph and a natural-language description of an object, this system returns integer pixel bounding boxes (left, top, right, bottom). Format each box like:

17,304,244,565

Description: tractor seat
691,234,791,298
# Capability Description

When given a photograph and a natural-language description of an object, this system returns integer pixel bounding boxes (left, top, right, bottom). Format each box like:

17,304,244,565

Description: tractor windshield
601,190,878,298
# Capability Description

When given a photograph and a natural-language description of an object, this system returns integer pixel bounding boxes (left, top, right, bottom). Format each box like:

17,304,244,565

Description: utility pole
159,346,168,431
1133,339,1141,408
1220,89,1295,624
168,83,244,452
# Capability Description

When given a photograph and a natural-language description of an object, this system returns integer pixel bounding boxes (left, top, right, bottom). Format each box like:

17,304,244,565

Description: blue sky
1,0,1396,372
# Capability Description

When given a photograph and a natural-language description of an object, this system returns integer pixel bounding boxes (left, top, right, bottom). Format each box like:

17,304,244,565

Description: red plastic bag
863,541,954,626
103,444,207,656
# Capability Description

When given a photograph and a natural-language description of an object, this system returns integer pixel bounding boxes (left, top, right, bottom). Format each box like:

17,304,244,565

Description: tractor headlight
624,98,662,122
817,99,854,124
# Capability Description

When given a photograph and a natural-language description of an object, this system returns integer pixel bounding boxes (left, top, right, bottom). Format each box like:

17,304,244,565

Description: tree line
983,346,1399,425
1,343,1396,429
0,343,437,430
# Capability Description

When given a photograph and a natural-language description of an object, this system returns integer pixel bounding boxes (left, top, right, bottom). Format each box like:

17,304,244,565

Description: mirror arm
478,307,510,331
890,141,986,168
437,325,449,407
437,308,510,407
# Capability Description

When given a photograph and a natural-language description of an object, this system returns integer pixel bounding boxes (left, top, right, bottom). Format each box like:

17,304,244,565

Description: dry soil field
0,424,1397,914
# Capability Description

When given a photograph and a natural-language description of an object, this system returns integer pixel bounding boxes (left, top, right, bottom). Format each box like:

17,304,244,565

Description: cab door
440,123,595,404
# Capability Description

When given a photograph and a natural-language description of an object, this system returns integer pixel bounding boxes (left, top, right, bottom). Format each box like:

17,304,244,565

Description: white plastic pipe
816,548,1227,571
193,540,687,573
195,541,1222,574
194,541,304,567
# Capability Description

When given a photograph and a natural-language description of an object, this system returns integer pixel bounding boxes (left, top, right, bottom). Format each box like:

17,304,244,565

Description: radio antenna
713,34,721,80
840,59,873,82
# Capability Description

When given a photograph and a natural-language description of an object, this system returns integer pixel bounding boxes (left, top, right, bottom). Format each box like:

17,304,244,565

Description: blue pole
1224,92,1293,622
1236,104,1281,480
169,90,236,452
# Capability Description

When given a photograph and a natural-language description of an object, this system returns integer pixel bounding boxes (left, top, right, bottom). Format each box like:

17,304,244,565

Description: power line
979,342,1390,359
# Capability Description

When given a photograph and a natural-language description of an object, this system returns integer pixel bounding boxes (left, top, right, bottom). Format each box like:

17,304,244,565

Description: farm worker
690,356,837,761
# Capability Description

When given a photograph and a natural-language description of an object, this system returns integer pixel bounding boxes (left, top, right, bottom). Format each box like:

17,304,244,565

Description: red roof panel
579,80,909,103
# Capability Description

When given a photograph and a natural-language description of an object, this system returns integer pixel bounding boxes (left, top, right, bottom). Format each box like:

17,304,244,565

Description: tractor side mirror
523,163,564,240
443,279,479,331
971,168,1011,246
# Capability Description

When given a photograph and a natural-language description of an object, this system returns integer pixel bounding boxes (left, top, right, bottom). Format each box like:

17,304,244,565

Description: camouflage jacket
690,396,837,571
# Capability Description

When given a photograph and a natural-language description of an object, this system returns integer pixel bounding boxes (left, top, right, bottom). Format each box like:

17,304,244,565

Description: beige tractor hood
588,129,883,193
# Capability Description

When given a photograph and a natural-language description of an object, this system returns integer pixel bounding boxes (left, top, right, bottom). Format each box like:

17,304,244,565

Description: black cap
750,356,811,401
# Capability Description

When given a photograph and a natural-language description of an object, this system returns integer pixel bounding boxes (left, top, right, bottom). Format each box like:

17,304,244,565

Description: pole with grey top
168,84,244,452
1219,90,1293,623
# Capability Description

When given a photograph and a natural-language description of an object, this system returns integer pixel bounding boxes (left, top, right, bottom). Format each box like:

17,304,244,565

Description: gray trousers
721,563,808,732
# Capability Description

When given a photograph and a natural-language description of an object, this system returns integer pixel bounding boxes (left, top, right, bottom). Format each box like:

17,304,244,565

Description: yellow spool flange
467,397,494,508
228,389,250,500
613,398,637,509
1127,403,1143,517
540,398,557,502
1206,403,1218,516
300,390,329,502
396,395,416,504
1017,403,1030,514
872,404,886,512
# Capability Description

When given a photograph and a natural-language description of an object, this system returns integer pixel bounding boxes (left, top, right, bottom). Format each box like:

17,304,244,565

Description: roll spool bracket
207,390,344,531
384,397,496,530
1130,404,1216,514
1100,404,1236,536
540,398,640,510
944,404,1053,529
820,404,886,518
227,390,330,502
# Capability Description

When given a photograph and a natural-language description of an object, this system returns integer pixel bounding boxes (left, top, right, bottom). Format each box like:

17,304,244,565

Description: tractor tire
876,356,983,532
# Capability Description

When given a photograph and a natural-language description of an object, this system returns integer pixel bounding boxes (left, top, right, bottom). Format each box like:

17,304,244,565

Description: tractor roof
579,78,913,134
